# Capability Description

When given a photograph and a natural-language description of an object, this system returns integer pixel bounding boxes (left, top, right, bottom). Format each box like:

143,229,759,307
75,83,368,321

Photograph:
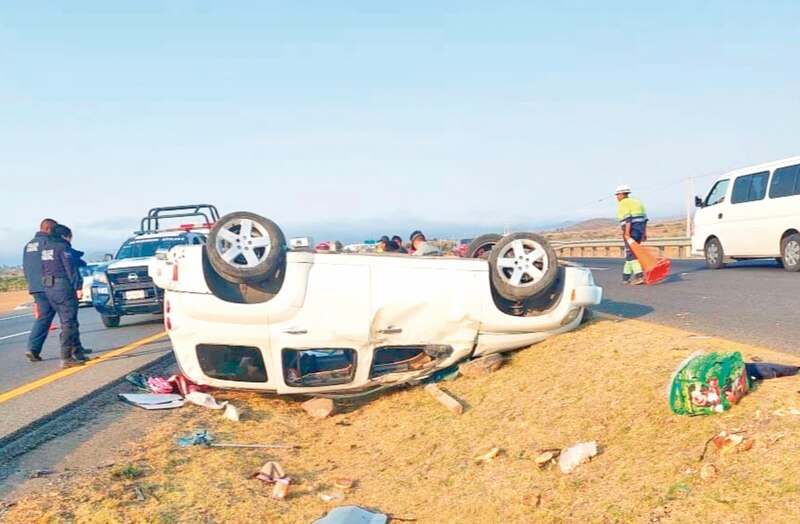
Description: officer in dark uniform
51,224,93,358
40,227,89,368
22,219,59,362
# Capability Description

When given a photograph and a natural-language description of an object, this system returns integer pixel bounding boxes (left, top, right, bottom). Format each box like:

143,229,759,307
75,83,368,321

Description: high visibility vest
617,197,647,225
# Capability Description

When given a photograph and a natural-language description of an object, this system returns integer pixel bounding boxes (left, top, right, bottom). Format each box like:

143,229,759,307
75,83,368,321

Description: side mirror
694,196,705,208
103,253,114,261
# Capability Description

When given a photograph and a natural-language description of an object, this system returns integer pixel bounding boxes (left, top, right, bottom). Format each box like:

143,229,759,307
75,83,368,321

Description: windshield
115,236,188,260
705,179,729,206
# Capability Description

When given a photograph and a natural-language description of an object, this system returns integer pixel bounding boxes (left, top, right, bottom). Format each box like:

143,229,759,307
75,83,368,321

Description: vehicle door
694,178,730,253
368,257,483,378
268,256,370,394
723,171,770,255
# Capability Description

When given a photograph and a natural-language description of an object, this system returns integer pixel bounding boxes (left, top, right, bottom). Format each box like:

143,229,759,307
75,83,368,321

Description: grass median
2,317,800,523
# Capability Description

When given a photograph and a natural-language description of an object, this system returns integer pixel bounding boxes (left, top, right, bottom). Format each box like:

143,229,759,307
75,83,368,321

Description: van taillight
166,317,172,330
172,264,179,281
165,300,171,314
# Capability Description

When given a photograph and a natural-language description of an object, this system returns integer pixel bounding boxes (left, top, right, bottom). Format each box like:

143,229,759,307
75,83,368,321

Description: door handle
378,327,403,335
717,213,723,219
283,327,307,335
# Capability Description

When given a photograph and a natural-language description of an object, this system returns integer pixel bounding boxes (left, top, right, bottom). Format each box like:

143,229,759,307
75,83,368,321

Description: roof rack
137,204,221,234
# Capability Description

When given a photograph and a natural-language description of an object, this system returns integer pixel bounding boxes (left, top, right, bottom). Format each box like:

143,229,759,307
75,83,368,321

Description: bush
0,277,27,292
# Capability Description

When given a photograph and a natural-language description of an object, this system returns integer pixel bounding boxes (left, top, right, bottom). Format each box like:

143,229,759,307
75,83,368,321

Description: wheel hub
496,239,549,287
786,240,800,266
215,218,272,268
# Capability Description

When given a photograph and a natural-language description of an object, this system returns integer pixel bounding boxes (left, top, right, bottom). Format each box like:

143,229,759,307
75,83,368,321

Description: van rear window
769,164,800,199
731,171,769,204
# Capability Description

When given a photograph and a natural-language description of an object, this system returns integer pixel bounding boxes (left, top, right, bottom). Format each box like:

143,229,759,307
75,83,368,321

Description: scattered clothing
745,362,800,380
177,429,213,447
312,506,388,524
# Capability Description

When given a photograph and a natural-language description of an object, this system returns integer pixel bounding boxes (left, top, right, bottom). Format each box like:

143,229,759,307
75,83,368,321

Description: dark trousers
623,222,647,261
43,279,80,360
27,292,56,355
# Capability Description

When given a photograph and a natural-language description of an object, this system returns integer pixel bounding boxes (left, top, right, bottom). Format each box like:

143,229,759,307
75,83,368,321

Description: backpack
669,351,750,416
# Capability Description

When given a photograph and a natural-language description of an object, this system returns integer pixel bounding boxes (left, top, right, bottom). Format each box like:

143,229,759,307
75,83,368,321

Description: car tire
101,314,121,328
781,233,800,272
488,232,558,301
704,238,725,269
464,233,503,259
207,212,286,284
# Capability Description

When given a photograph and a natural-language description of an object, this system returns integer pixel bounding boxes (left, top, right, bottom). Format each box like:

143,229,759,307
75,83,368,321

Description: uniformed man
615,185,648,285
22,219,58,362
40,226,90,368
52,224,93,358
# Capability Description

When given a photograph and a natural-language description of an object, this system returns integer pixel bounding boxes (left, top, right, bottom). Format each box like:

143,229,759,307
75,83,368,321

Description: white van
692,155,800,271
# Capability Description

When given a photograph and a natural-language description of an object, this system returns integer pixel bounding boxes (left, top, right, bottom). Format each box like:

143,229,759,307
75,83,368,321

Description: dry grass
0,290,31,313
4,318,800,523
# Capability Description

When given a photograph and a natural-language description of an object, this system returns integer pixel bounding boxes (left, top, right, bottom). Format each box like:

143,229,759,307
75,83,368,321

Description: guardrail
551,237,694,259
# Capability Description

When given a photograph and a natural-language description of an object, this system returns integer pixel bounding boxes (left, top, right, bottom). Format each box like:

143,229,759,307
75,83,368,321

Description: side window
769,164,800,199
748,172,769,201
704,179,729,206
731,172,770,204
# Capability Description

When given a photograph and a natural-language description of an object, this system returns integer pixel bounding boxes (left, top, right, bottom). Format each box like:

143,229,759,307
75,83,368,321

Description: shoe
629,276,645,286
26,352,43,362
71,353,91,363
78,347,93,355
61,358,86,369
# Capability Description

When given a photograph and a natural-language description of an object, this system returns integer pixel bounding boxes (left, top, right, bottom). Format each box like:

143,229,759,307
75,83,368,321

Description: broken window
370,346,444,378
196,344,268,382
281,348,357,387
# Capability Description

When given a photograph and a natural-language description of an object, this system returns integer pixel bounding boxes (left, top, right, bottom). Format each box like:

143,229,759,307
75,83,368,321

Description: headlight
94,272,109,284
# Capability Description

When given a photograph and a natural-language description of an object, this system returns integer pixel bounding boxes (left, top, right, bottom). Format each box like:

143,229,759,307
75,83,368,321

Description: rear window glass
769,164,800,199
196,344,267,382
731,172,769,204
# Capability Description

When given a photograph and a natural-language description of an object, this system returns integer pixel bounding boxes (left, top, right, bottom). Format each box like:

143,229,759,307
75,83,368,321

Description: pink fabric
168,374,209,396
147,376,174,394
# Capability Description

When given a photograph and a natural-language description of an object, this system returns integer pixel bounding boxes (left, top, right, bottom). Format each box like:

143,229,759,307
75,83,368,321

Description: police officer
52,224,93,358
40,226,89,368
615,184,648,285
22,219,58,362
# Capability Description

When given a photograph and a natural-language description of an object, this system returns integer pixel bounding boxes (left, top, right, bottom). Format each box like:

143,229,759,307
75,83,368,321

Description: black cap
409,230,425,243
378,235,390,243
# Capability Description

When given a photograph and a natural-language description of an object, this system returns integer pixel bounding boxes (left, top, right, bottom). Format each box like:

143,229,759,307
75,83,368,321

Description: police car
149,211,602,395
91,205,219,328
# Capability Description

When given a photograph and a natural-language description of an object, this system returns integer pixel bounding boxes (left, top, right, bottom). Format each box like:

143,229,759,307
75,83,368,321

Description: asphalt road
573,257,800,354
0,306,169,441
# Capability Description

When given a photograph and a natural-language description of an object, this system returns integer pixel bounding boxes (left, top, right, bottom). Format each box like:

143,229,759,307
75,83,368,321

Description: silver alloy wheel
706,243,719,265
785,239,800,267
494,238,550,287
214,217,272,268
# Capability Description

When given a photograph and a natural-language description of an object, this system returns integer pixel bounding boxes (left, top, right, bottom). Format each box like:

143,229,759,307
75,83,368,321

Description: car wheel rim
786,240,800,266
214,218,272,268
495,238,549,287
707,243,718,264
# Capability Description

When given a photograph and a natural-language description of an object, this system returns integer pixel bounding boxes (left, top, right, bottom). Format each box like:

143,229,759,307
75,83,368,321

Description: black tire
101,314,120,328
489,232,558,301
207,212,286,284
464,233,503,259
781,233,800,272
704,238,725,269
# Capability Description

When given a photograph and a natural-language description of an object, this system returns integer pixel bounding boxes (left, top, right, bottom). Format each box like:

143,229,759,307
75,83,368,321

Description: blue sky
1,1,799,263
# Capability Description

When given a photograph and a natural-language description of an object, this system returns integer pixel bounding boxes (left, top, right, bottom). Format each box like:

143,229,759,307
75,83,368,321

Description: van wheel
489,232,558,301
781,233,800,272
207,212,286,284
464,233,502,259
704,238,725,269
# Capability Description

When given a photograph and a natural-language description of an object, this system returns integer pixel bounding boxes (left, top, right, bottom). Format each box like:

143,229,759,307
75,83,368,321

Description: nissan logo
127,273,139,282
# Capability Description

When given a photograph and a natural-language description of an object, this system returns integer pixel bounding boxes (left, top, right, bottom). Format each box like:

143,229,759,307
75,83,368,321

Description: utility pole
685,176,693,238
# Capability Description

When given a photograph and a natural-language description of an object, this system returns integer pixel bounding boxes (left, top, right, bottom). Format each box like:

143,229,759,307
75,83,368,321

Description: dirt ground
0,291,31,313
2,317,800,523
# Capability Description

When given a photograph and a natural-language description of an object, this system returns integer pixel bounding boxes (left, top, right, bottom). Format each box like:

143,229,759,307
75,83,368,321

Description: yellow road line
0,331,168,404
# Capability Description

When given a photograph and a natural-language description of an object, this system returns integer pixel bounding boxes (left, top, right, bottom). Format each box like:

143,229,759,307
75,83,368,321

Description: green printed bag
669,351,750,416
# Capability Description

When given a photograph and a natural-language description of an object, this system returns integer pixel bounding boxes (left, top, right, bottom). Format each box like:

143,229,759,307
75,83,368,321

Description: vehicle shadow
591,300,654,319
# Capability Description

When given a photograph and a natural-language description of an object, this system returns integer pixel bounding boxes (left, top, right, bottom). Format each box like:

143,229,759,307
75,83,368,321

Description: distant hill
543,217,686,242
547,218,618,232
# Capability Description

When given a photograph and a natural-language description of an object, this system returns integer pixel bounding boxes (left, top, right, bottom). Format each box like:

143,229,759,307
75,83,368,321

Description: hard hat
614,184,631,195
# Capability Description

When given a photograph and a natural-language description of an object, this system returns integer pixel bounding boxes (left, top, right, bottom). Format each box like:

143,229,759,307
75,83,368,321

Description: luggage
669,351,749,416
